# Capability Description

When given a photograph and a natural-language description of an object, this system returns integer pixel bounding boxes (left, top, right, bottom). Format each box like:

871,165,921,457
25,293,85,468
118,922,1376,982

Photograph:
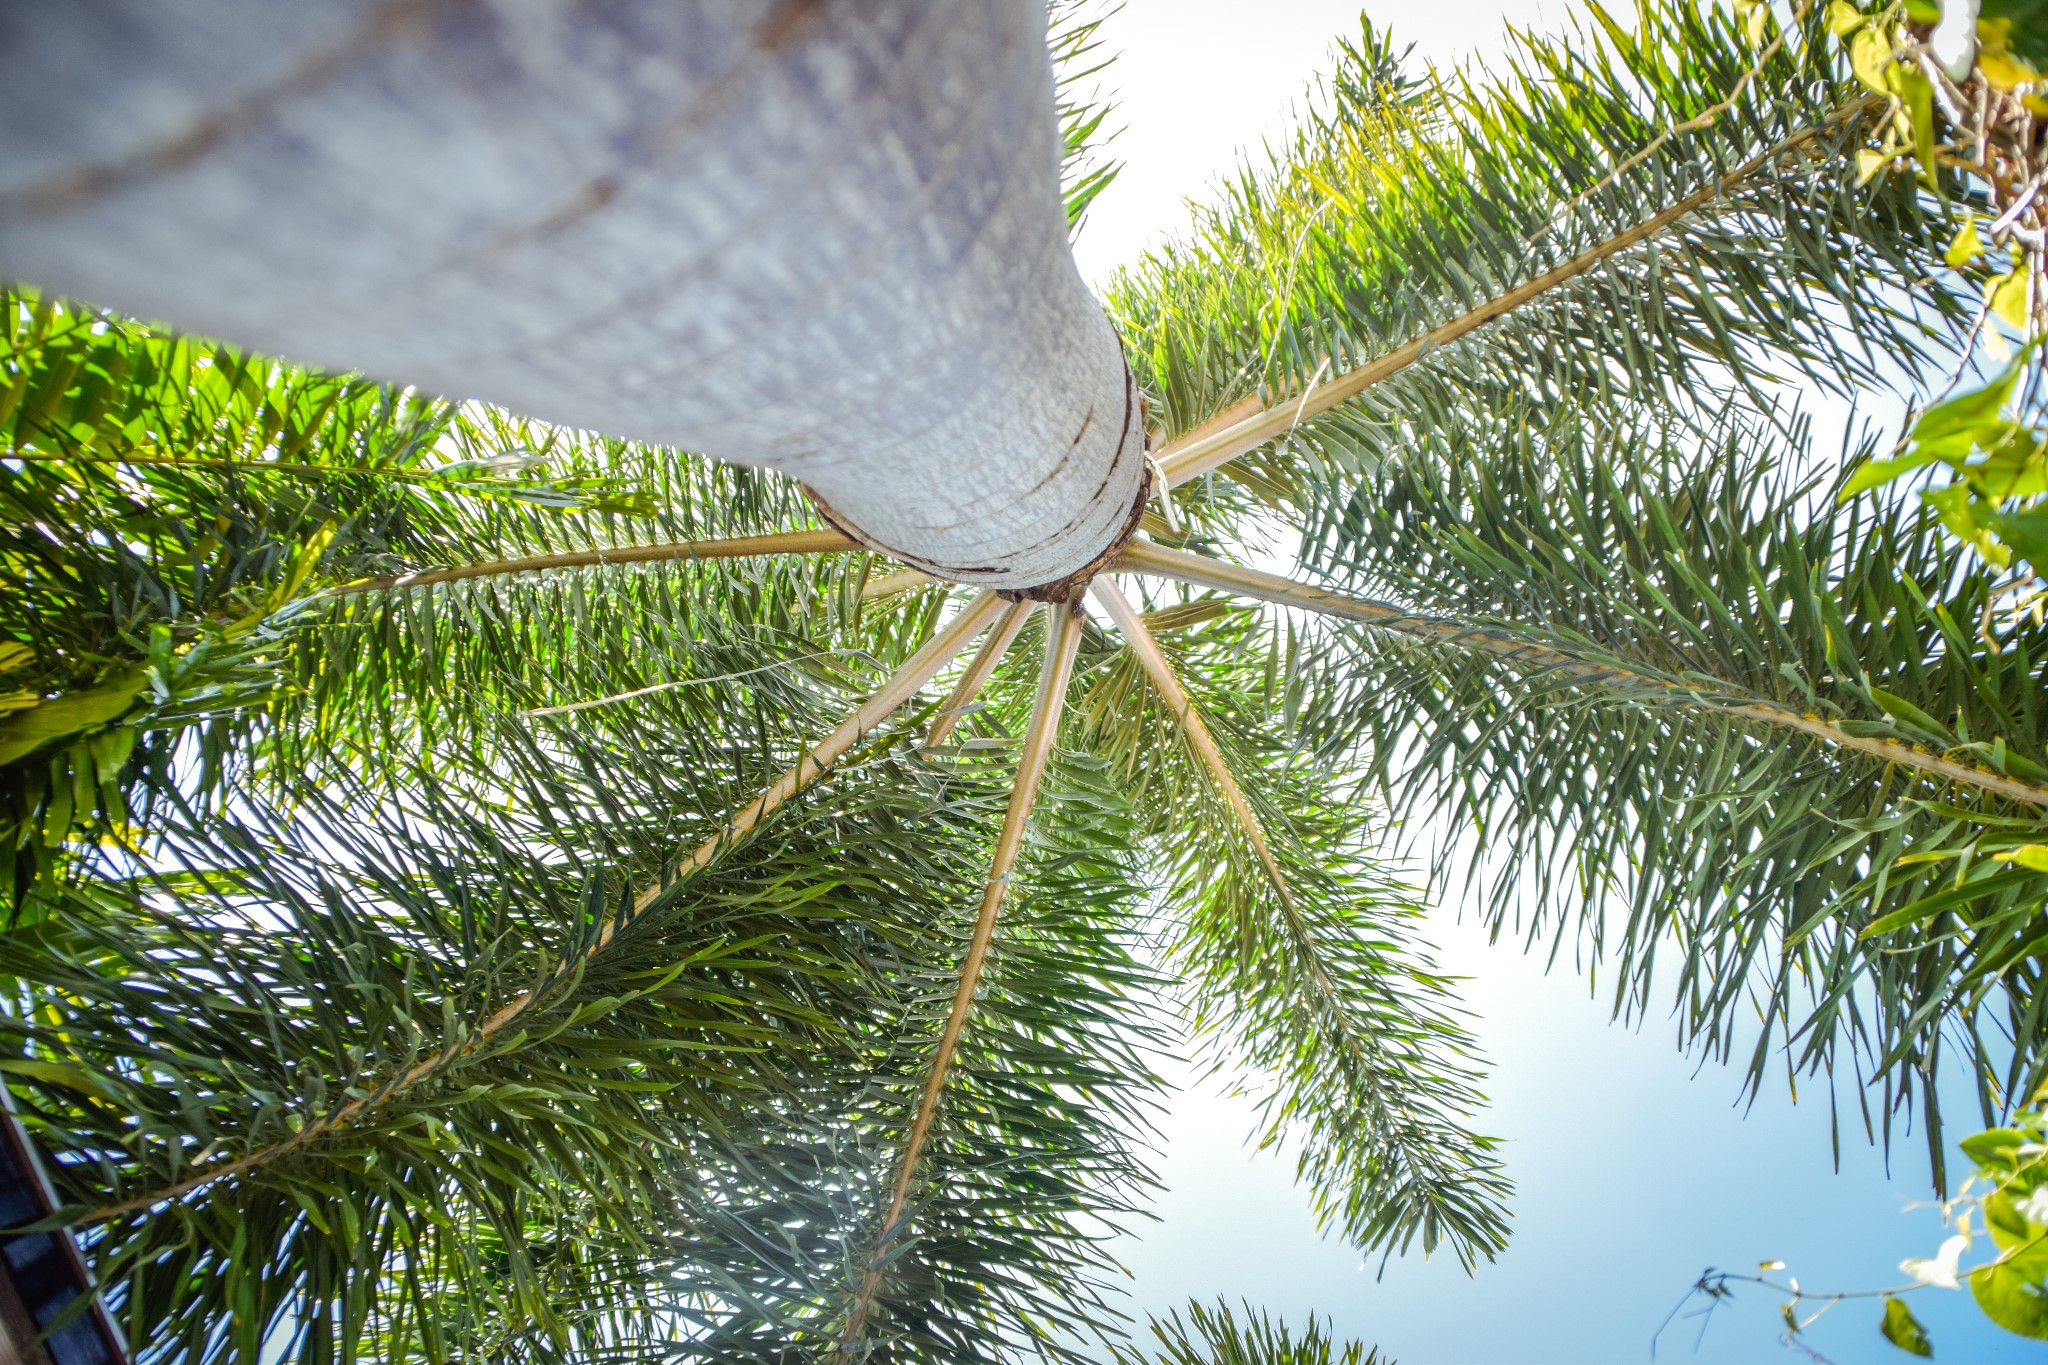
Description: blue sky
1072,3,2048,1360
1108,907,2026,1363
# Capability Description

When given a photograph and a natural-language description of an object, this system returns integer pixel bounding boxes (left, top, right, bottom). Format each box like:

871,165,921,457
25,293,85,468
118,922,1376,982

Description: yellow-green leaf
1826,0,1864,35
1840,451,1943,500
1740,0,1770,43
1880,1297,1933,1357
1994,845,2048,872
1990,268,2032,332
1979,18,2047,89
1974,1259,2048,1339
1869,686,1954,743
0,1058,124,1106
1948,217,1985,268
1857,147,1894,184
0,669,148,768
1850,25,1897,93
1893,66,1935,180
268,520,338,613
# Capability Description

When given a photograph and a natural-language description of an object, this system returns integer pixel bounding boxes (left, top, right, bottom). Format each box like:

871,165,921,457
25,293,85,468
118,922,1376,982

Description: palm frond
0,288,835,917
1109,4,1967,525
1053,0,1123,237
1108,1299,1387,1365
1140,393,2048,1176
1117,539,2048,810
327,529,859,598
675,745,1168,1364
836,599,1087,1359
15,650,1165,1360
1072,581,1509,1268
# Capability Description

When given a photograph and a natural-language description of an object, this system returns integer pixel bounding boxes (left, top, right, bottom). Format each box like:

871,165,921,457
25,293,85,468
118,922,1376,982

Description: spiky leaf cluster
1109,1299,1386,1365
1100,1,2044,1164
1110,3,1969,530
16,654,1167,1361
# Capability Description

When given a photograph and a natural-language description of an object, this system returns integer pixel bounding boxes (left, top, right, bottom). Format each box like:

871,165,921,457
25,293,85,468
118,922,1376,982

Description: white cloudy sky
1070,0,1561,285
1067,5,2026,1363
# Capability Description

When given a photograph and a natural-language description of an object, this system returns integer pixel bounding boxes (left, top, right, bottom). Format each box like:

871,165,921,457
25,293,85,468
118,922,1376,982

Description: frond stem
925,601,1036,748
1092,578,1480,1249
860,567,936,601
1156,102,1877,489
1088,579,1292,905
1117,540,2048,810
834,598,1085,1359
327,528,861,597
80,591,1005,1227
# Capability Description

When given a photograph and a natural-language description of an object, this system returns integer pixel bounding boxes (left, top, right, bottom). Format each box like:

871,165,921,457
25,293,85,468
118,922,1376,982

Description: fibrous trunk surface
0,0,1146,589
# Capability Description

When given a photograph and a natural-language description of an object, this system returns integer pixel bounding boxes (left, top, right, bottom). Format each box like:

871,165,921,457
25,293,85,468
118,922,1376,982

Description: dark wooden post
0,1103,121,1365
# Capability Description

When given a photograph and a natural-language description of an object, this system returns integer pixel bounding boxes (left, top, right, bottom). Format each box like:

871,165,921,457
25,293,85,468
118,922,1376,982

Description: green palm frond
1109,1298,1387,1365
17,695,1165,1361
1185,393,2048,1170
1109,3,1967,528
280,546,923,781
0,288,835,915
1073,587,1509,1267
1082,0,2048,1182
0,281,1510,1345
1053,0,1123,236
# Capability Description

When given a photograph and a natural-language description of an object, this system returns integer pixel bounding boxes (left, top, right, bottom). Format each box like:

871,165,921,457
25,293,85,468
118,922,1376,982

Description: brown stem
1088,579,1291,903
1157,107,1873,488
327,529,861,597
859,567,936,602
1089,576,1438,1183
834,599,1085,1360
81,591,1005,1227
924,601,1035,748
1115,540,2048,810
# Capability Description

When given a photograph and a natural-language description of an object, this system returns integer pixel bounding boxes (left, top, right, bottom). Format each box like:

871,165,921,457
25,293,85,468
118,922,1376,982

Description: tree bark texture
0,0,1145,589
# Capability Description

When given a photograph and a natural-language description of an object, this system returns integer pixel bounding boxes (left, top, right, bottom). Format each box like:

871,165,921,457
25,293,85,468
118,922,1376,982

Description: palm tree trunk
0,0,1146,591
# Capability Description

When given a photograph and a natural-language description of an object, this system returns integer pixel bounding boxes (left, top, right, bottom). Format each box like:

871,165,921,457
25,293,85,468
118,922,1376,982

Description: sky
1069,4,2042,1362
1068,0,1562,286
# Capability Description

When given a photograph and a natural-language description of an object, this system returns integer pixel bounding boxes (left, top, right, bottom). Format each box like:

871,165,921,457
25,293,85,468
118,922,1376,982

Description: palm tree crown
0,2,2042,1361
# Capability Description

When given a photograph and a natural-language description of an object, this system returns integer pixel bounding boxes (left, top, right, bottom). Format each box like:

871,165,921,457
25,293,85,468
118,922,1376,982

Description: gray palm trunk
0,0,1144,590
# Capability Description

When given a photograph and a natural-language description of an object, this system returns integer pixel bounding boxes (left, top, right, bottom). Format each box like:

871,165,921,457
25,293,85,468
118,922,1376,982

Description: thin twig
1654,1241,2048,1362
1990,162,2048,237
1915,50,1969,128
